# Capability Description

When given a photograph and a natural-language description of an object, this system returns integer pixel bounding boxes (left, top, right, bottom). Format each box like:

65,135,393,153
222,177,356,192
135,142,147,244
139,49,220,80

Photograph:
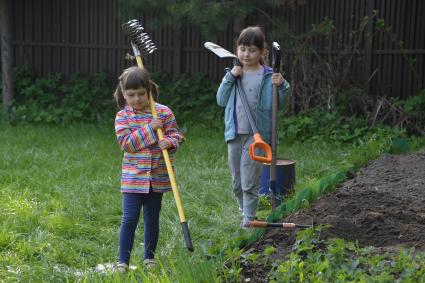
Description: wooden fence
11,0,425,99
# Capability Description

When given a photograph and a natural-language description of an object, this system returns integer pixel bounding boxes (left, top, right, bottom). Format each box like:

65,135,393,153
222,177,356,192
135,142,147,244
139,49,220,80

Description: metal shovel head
204,42,237,59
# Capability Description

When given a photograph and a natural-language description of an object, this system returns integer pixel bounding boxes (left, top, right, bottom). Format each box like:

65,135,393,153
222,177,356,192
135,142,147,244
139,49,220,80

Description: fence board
9,0,425,99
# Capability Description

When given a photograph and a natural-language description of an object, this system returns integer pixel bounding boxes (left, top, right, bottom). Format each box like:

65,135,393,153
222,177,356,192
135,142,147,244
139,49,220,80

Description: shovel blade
204,42,237,59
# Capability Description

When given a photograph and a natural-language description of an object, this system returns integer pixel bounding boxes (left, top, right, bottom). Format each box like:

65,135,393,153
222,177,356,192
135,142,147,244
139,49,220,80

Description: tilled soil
243,151,425,281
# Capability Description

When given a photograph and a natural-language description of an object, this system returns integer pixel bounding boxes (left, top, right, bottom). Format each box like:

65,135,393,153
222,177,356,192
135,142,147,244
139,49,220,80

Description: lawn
0,122,392,282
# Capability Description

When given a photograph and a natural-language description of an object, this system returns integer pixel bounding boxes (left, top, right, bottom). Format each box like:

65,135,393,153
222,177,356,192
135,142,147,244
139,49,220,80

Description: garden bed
243,151,425,280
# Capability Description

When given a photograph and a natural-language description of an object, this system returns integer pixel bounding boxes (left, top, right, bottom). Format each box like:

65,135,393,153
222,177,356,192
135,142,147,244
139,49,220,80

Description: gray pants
227,134,262,221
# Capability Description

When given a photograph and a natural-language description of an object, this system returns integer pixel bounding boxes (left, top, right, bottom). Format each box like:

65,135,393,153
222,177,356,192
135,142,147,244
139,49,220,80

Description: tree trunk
1,0,14,113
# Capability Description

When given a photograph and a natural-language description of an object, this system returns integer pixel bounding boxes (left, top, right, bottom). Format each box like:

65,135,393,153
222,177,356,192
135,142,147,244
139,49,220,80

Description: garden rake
122,19,194,252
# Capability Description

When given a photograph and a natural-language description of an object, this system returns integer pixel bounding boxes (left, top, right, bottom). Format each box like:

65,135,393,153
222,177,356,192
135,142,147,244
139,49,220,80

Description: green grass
0,122,406,282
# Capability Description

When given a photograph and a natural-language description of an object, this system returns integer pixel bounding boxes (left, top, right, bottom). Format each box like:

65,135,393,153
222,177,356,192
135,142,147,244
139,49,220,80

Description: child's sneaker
240,218,251,229
116,262,129,272
143,258,157,270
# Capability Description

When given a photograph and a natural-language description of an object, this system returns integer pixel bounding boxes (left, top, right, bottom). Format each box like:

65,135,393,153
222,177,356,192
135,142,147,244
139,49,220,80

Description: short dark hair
237,26,265,49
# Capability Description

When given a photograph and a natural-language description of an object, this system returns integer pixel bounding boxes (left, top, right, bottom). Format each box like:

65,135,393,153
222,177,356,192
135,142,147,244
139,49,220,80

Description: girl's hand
230,66,243,77
158,139,172,150
272,73,285,86
150,118,163,130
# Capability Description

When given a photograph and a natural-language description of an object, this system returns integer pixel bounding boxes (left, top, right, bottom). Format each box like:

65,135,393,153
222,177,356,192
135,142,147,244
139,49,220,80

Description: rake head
122,19,157,56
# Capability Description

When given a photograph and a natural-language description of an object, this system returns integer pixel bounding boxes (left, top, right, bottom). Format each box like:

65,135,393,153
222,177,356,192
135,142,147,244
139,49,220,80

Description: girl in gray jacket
216,26,290,227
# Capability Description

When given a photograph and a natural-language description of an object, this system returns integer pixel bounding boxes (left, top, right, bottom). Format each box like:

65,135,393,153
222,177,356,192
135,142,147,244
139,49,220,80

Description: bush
151,72,222,127
4,67,114,124
3,67,422,143
279,108,405,145
2,68,222,127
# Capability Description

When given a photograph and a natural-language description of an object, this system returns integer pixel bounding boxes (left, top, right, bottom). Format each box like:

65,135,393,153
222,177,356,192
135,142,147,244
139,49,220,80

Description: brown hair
236,26,266,65
237,26,265,49
113,67,159,109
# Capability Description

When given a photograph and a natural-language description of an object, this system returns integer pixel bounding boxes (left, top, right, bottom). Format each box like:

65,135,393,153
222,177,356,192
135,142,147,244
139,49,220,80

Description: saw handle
249,133,272,163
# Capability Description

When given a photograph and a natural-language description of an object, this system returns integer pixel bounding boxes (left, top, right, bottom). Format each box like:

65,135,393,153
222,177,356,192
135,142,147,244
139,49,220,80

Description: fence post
364,0,375,95
173,24,182,76
0,0,14,113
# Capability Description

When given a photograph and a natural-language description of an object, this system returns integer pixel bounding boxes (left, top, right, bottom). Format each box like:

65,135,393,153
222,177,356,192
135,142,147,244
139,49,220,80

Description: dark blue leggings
118,191,163,264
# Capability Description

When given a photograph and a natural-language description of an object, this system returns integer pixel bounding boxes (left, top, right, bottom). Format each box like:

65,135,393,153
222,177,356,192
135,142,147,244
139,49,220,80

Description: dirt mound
244,151,425,280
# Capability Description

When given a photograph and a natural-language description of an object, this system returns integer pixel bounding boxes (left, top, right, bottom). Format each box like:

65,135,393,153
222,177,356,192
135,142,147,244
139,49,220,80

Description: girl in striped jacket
113,67,184,270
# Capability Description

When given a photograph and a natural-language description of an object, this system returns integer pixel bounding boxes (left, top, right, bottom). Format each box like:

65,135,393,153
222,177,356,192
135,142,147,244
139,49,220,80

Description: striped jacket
115,104,183,193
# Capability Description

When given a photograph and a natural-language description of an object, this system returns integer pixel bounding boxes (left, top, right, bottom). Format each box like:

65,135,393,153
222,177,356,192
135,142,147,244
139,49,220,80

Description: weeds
264,226,425,282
